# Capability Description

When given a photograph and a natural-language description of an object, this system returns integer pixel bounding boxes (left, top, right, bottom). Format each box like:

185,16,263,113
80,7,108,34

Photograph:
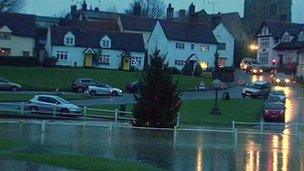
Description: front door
122,56,130,71
84,53,93,67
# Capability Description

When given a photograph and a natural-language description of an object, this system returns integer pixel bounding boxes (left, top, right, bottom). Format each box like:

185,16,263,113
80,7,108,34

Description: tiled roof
273,40,304,51
51,26,145,52
0,13,36,37
58,19,120,32
261,21,304,38
120,15,157,32
158,20,217,44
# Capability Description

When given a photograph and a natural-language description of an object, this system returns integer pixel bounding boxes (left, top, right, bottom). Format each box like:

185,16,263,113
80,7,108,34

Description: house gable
0,25,12,33
257,24,271,37
63,31,75,46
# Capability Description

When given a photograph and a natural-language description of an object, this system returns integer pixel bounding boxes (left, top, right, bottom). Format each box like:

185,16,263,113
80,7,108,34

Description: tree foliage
182,61,194,76
193,64,203,77
0,0,23,13
132,50,182,128
125,0,166,18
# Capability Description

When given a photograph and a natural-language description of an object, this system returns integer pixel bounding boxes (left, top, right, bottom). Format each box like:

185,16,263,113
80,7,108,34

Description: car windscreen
249,84,263,89
251,61,259,64
264,103,285,110
276,73,287,78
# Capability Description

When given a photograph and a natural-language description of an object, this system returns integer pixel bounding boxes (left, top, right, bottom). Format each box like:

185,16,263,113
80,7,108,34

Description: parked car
240,58,261,70
86,83,123,96
262,102,285,122
242,81,271,98
71,78,101,93
0,78,22,91
269,90,286,103
125,81,141,94
28,95,81,114
265,95,285,104
247,67,263,75
271,73,292,86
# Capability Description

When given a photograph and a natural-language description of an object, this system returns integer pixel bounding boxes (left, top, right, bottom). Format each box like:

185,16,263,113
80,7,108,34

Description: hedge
0,56,39,66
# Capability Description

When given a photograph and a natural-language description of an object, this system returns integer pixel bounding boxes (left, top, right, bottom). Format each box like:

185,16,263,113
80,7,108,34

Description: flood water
0,121,303,171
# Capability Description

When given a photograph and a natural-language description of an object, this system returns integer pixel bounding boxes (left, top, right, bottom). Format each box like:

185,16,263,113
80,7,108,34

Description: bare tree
125,0,166,18
0,0,24,13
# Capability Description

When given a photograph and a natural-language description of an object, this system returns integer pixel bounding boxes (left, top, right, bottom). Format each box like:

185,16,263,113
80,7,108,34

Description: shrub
193,64,203,77
43,57,58,67
182,61,194,76
168,67,181,75
0,56,39,66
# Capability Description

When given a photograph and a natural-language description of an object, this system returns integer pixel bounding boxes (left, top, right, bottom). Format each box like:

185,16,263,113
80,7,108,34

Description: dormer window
281,32,291,42
100,35,111,48
298,32,304,41
64,31,75,46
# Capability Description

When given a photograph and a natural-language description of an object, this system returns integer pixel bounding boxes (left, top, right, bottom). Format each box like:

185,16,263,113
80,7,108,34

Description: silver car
28,95,81,114
0,78,22,91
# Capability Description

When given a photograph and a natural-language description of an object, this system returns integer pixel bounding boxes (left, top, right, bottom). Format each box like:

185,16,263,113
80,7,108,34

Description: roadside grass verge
0,66,211,91
88,99,264,125
0,92,96,102
0,139,24,150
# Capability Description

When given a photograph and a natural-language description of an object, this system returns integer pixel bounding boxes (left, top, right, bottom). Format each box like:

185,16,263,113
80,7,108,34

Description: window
102,40,110,48
269,3,277,16
131,56,142,66
0,78,9,83
199,61,208,70
175,43,185,49
98,54,110,65
259,52,269,64
201,45,210,52
56,51,68,60
191,44,195,50
22,51,30,56
260,37,269,48
218,43,226,50
175,60,185,66
0,32,11,40
0,48,11,56
64,37,74,46
282,35,291,42
298,32,304,41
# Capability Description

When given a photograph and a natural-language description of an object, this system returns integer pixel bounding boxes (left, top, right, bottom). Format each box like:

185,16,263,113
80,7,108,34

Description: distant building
243,0,292,38
256,21,304,68
0,13,36,57
148,20,218,70
45,26,145,70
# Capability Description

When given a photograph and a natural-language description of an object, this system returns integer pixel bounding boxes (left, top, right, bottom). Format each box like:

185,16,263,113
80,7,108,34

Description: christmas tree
132,50,182,128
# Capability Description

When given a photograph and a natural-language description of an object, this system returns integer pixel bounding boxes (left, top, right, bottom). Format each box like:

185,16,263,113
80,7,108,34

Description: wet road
0,121,303,171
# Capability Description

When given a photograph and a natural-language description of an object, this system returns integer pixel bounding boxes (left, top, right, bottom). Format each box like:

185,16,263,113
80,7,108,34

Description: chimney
133,2,142,16
82,1,87,11
179,9,186,19
70,5,77,20
166,3,174,19
189,3,195,15
211,12,222,26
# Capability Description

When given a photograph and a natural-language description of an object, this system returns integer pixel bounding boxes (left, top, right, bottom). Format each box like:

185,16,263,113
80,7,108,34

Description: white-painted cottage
0,13,36,57
148,20,218,70
256,21,304,67
45,26,145,70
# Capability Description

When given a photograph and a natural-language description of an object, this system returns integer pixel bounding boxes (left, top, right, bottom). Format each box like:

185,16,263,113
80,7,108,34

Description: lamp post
210,79,222,115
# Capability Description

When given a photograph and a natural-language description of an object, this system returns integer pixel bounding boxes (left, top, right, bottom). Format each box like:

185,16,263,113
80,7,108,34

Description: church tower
243,0,292,37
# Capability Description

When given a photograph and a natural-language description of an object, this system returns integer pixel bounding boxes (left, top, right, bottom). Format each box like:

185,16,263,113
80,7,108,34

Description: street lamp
210,79,222,115
249,44,258,51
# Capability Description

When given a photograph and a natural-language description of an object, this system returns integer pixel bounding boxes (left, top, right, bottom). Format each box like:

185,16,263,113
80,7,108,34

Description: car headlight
259,70,263,73
253,69,257,73
276,79,281,83
285,79,290,83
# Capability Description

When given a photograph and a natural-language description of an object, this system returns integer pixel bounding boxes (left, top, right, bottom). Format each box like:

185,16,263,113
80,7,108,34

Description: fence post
114,109,118,127
176,113,180,129
234,128,238,147
83,106,87,120
53,106,56,117
20,102,24,115
260,121,264,133
232,120,235,131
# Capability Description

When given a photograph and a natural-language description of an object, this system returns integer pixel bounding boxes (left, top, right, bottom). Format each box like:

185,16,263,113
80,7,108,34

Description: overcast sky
23,0,304,23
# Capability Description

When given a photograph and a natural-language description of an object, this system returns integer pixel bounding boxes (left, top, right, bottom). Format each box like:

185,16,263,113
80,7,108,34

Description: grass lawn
0,92,97,102
88,99,264,125
0,67,211,91
0,139,23,150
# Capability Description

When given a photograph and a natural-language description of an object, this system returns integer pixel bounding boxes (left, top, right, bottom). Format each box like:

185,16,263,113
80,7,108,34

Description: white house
212,23,235,67
256,21,304,67
148,20,218,70
46,26,145,70
0,13,36,57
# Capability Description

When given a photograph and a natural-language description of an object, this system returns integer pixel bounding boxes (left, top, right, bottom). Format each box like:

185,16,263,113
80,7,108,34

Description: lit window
218,43,226,50
175,43,185,49
199,61,208,70
201,45,210,52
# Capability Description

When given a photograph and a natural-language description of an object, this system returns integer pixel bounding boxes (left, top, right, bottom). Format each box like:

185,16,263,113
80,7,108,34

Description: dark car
265,95,285,104
125,81,141,94
271,73,292,86
242,81,271,99
71,78,101,93
0,78,22,91
263,102,285,122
